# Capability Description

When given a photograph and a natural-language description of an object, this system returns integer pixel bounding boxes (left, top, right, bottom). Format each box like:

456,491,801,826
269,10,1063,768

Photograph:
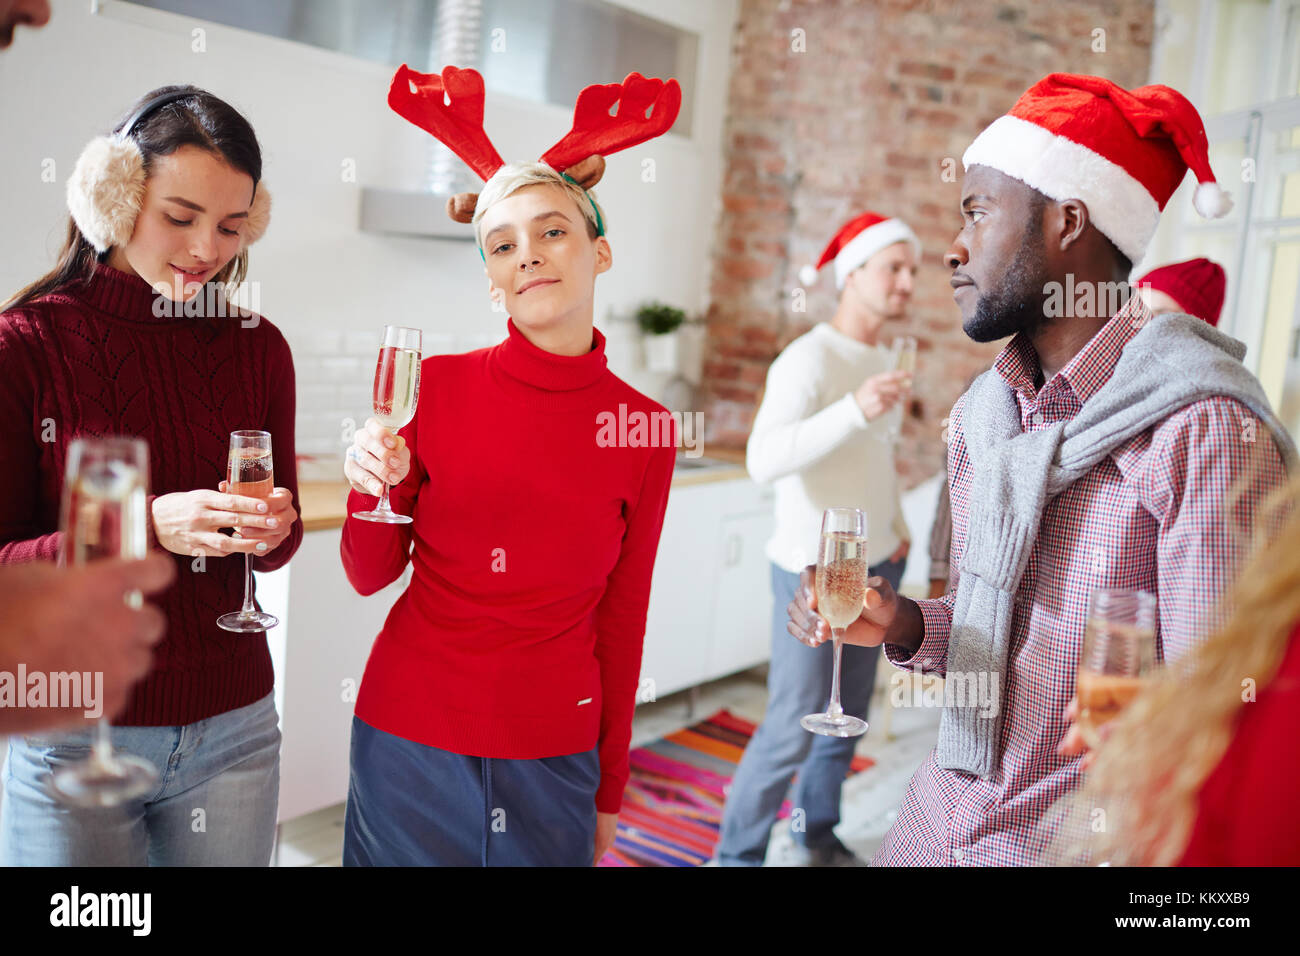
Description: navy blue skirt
342,716,600,866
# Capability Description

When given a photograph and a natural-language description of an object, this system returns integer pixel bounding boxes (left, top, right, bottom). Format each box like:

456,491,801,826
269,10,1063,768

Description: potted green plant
637,302,686,373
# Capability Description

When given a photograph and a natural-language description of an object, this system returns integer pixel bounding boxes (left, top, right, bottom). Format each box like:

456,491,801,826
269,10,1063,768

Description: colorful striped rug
598,708,875,867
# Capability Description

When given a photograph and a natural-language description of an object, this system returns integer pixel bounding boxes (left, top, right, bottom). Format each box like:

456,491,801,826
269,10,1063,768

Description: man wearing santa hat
717,212,917,867
1135,257,1227,326
786,73,1295,865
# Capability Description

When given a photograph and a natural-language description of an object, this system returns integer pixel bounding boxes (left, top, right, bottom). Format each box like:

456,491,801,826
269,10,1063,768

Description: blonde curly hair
1039,468,1300,865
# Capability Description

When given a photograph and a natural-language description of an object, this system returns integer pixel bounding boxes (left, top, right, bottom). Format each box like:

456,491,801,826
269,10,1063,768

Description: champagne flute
1076,588,1157,749
887,335,918,441
49,436,159,807
216,430,278,632
351,325,422,524
801,508,870,737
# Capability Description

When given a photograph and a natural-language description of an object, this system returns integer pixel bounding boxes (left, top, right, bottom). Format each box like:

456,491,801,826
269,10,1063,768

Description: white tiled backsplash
287,327,507,482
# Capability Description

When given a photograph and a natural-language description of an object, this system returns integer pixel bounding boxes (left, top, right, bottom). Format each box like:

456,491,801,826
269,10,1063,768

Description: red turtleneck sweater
341,319,675,813
0,264,302,725
1177,620,1300,865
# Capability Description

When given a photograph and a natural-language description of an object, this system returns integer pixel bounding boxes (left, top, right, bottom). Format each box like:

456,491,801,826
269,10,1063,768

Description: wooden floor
273,663,943,867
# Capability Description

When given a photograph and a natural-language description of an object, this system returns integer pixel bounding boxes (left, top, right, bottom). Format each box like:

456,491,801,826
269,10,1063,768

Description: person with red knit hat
717,211,918,866
1135,257,1227,326
785,73,1295,866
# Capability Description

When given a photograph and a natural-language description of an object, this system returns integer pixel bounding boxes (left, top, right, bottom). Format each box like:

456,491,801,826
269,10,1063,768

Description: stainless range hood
360,0,481,242
359,187,477,241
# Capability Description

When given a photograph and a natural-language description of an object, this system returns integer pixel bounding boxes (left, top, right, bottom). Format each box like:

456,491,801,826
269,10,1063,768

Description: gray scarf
938,312,1297,779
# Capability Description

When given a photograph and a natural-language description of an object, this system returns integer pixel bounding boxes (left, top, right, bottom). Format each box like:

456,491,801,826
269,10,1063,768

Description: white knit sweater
747,322,910,572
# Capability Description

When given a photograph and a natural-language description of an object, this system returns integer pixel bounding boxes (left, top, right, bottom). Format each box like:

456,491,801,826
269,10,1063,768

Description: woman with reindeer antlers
339,65,682,866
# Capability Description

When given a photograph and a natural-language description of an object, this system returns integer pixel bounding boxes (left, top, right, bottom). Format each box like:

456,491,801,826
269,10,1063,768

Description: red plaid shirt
876,297,1291,866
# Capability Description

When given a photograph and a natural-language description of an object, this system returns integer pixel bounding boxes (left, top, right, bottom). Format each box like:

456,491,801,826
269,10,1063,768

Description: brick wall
702,0,1154,487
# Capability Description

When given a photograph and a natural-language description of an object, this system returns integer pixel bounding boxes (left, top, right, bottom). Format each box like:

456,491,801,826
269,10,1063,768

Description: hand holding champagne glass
351,325,421,524
50,436,160,807
801,508,871,737
1074,588,1157,751
216,430,278,633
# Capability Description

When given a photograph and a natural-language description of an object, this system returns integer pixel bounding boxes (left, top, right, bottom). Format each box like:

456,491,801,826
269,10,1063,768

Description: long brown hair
3,85,263,312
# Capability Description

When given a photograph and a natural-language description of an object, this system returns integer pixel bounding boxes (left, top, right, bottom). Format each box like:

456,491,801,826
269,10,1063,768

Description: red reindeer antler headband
387,64,682,224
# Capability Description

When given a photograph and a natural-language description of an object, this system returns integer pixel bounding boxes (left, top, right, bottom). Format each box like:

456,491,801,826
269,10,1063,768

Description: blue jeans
0,691,280,866
344,716,600,866
717,557,905,866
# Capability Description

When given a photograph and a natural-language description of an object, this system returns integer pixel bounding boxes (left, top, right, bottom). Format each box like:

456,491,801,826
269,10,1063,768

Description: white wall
0,0,737,473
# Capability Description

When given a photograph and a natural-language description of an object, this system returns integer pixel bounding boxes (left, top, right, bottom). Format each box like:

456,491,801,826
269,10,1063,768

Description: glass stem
240,551,256,615
828,629,845,717
92,718,113,764
375,425,397,514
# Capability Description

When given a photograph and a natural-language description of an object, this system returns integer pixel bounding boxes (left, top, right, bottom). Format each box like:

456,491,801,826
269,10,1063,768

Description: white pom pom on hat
1193,180,1233,219
798,264,819,286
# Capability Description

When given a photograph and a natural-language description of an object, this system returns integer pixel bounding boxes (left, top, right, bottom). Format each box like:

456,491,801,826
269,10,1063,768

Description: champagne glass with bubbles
50,436,159,806
352,325,421,524
1076,588,1157,749
802,507,871,737
216,430,278,632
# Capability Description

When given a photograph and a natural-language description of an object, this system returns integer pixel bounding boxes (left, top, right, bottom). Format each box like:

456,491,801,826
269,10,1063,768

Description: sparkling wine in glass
216,430,278,632
887,335,918,441
50,436,159,807
1076,588,1157,750
802,508,870,737
352,325,422,524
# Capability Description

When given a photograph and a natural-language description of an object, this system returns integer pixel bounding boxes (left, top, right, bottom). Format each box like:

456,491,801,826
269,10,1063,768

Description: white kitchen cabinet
707,509,776,679
260,529,408,824
638,474,774,703
637,483,714,700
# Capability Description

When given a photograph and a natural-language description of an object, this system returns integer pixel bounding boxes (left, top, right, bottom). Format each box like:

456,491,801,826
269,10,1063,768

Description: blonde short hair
472,161,605,249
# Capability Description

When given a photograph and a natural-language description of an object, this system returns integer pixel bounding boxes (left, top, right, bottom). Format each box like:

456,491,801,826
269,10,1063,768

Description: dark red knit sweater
0,264,302,725
341,319,675,813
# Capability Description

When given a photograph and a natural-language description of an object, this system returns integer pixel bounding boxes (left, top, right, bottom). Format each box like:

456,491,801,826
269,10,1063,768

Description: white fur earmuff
65,136,273,253
243,182,271,248
66,136,147,254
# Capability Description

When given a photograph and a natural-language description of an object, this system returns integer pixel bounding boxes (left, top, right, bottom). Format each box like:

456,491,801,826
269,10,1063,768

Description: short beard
963,225,1051,344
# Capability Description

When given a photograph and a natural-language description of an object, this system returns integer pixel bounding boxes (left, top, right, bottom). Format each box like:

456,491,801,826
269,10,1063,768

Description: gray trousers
716,557,904,866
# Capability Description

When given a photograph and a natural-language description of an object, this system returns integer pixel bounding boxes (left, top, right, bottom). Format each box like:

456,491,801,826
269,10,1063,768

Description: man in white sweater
718,212,918,866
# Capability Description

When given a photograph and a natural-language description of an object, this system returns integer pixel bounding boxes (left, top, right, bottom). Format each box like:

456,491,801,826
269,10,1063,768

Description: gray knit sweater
938,312,1297,778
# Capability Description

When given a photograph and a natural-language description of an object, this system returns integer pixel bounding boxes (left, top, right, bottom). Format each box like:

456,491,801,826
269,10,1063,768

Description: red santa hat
962,73,1232,265
799,212,921,289
1134,257,1226,326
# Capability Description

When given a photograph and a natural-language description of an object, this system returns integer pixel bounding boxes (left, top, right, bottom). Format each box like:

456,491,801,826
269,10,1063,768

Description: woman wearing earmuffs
0,85,301,866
